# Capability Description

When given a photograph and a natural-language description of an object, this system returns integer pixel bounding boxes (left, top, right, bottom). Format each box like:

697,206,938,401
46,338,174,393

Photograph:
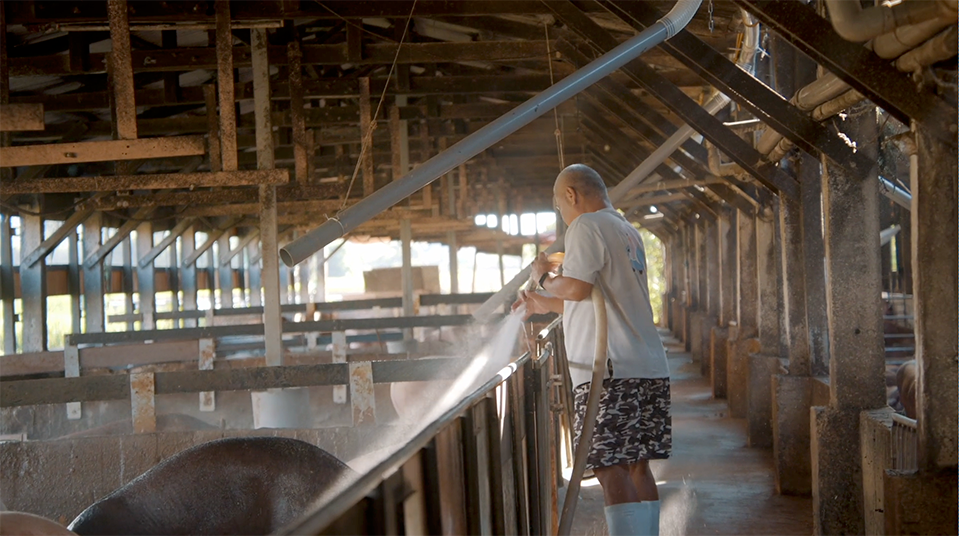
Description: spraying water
349,311,527,476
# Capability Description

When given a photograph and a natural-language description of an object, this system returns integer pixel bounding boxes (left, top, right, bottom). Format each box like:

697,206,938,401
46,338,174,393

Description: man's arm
529,252,593,302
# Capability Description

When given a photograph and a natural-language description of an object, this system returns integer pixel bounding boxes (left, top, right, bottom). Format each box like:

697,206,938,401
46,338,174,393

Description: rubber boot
647,500,661,535
604,502,648,535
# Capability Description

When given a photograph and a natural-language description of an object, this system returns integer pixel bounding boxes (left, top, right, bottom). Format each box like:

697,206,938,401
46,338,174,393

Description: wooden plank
0,103,44,131
8,41,554,76
0,351,65,377
2,170,288,195
81,339,199,369
0,136,206,168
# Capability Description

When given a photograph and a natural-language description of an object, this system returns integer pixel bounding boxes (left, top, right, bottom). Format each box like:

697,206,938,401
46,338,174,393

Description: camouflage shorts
572,378,671,470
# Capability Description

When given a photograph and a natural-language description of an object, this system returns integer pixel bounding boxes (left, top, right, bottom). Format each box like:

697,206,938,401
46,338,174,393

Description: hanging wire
339,0,418,212
544,22,565,171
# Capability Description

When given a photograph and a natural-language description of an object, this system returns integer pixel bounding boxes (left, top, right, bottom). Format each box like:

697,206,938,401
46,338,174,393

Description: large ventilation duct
279,0,704,269
472,6,758,323
824,0,957,43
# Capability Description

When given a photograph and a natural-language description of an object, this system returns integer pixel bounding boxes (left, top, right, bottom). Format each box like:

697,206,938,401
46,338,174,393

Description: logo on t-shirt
621,228,646,274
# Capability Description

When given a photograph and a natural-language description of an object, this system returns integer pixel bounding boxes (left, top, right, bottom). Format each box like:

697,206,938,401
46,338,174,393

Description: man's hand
530,252,561,284
511,290,563,320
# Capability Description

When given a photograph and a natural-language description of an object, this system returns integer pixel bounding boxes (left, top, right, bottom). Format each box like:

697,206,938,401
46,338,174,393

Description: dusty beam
0,103,44,131
0,136,206,168
1,170,289,194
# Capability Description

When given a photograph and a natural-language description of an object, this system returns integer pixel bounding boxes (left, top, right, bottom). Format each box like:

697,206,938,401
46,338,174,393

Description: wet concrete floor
565,332,813,535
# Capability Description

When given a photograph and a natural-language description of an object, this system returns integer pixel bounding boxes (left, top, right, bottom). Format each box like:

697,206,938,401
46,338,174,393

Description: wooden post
252,27,282,366
248,242,262,307
181,226,198,328
130,372,157,433
83,213,105,333
122,236,135,330
217,232,233,308
360,77,375,197
20,202,47,352
199,338,216,411
136,222,156,330
289,37,307,182
350,361,376,425
215,0,237,171
401,219,414,340
333,331,347,404
313,248,326,305
1,215,16,354
68,228,82,336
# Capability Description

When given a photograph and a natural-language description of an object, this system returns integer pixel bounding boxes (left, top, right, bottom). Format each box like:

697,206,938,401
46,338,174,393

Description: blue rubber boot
604,502,648,535
647,500,661,535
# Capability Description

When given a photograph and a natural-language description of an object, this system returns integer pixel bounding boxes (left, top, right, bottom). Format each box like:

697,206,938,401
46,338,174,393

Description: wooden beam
220,230,259,266
0,136,206,168
138,217,196,268
21,209,95,268
8,41,555,76
0,104,44,131
83,207,154,269
1,170,289,194
183,224,231,267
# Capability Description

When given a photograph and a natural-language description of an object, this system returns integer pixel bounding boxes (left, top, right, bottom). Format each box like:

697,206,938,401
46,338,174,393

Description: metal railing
277,319,569,535
891,413,918,473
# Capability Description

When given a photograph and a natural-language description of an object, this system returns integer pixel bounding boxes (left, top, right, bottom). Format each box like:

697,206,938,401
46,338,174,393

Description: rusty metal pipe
280,0,703,269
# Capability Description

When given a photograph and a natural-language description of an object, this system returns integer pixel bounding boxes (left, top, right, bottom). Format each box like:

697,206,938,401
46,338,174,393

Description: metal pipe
281,0,704,268
896,24,959,75
879,176,912,211
824,0,956,43
873,16,956,59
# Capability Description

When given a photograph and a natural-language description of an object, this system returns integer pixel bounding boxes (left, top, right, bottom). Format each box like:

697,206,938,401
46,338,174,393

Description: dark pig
68,437,356,535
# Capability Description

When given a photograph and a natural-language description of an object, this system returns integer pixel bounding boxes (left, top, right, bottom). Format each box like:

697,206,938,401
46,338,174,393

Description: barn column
20,201,46,352
727,208,759,418
880,120,959,535
711,207,737,398
748,201,783,448
812,109,885,535
83,213,105,333
773,153,817,495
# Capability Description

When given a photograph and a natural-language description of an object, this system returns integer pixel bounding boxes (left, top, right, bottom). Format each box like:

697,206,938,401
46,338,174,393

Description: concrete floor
565,333,813,536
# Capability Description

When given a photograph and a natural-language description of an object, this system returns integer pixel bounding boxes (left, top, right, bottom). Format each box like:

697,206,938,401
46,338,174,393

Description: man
513,164,671,535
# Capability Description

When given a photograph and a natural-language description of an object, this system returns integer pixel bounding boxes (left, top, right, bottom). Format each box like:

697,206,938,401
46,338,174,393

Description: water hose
558,284,608,536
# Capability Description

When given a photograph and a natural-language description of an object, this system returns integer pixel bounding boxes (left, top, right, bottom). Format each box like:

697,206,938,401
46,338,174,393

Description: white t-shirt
560,208,670,387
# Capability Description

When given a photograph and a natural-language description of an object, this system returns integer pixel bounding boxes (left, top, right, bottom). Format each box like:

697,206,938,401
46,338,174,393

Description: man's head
553,164,612,225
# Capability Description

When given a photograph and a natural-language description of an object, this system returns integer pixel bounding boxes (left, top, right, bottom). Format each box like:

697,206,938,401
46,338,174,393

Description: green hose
557,284,608,536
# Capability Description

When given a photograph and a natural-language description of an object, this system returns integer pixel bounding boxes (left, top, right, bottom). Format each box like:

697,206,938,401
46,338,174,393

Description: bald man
513,164,670,535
